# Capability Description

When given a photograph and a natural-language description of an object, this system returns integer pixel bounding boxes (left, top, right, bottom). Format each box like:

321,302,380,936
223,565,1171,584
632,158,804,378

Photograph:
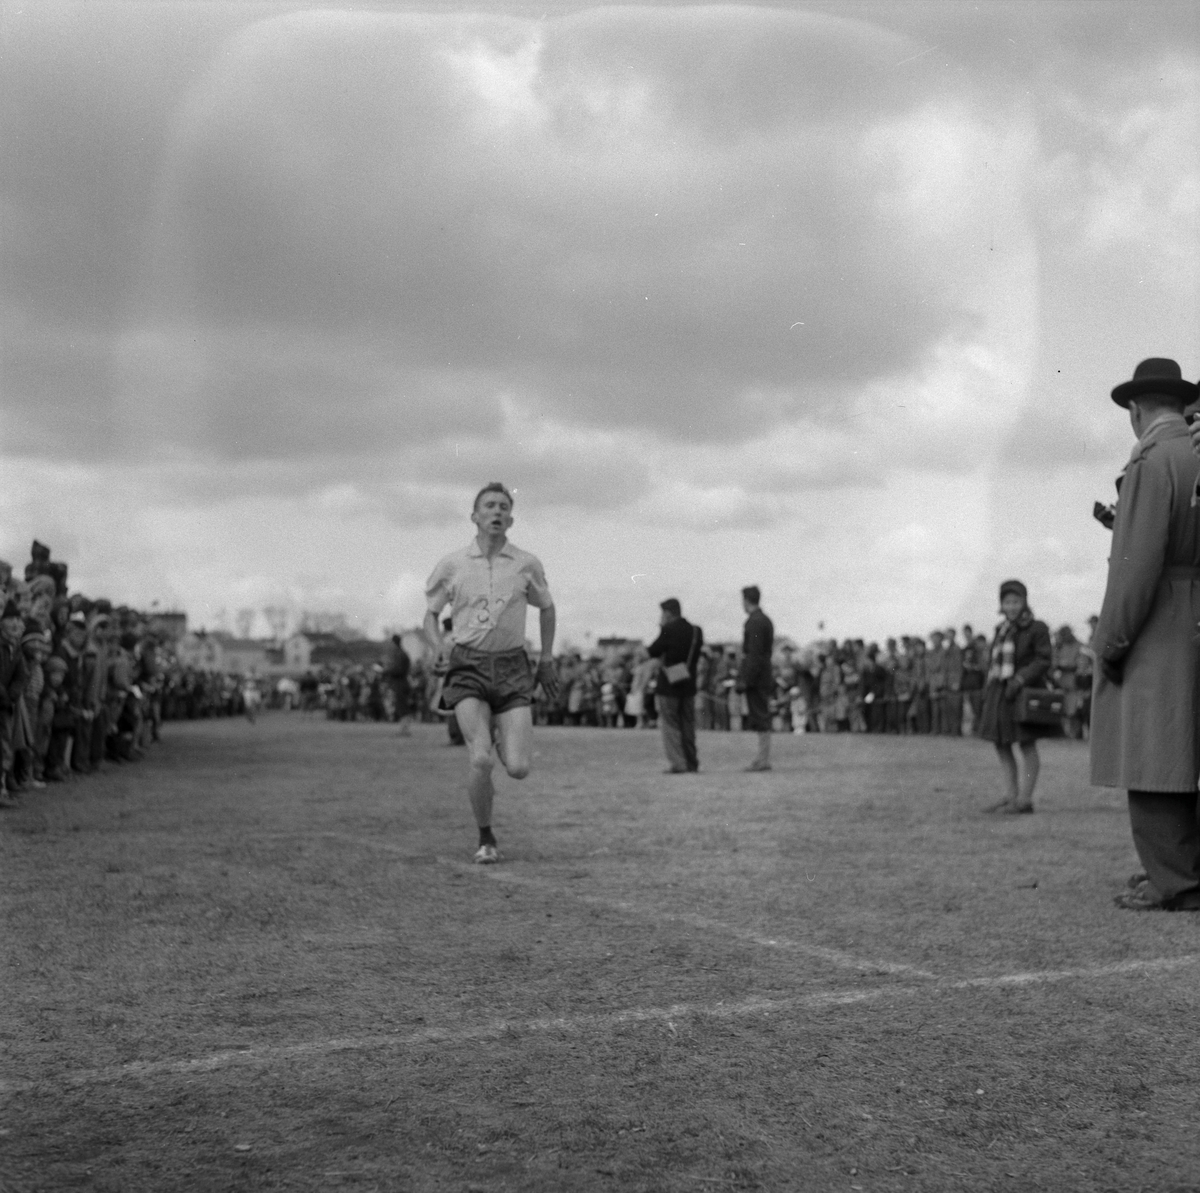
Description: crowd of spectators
0,540,282,808
527,620,1097,741
291,619,1100,745
2,537,1099,800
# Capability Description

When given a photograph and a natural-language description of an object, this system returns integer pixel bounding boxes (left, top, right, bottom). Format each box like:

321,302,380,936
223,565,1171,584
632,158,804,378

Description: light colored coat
1091,416,1200,792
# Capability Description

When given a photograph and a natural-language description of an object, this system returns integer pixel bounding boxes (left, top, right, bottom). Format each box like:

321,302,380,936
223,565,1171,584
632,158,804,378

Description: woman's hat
999,579,1028,602
1111,358,1198,408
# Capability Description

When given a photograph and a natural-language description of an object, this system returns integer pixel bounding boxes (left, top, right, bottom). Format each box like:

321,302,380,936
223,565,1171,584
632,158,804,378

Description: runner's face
472,492,513,536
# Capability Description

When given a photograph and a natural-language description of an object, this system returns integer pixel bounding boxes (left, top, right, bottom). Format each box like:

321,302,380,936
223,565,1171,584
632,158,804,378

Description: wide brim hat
1111,358,1197,408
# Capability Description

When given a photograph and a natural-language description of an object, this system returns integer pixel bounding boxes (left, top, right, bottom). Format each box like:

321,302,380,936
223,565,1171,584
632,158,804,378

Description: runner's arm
536,604,560,701
422,610,446,670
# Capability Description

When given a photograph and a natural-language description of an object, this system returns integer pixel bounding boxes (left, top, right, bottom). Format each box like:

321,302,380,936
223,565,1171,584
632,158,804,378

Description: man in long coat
736,586,774,770
1092,358,1200,911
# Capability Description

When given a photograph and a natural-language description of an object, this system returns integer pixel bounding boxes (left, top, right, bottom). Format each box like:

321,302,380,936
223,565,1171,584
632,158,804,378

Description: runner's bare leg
493,705,533,780
455,697,497,828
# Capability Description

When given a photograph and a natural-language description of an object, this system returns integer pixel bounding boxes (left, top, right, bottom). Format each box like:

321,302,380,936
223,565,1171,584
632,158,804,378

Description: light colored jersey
425,539,553,652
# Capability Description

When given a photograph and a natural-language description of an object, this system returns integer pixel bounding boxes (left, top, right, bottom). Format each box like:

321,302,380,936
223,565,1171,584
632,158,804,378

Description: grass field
3,714,1200,1193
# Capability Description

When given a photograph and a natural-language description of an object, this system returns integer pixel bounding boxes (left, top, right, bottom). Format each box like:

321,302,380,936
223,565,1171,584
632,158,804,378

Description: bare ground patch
3,716,1200,1191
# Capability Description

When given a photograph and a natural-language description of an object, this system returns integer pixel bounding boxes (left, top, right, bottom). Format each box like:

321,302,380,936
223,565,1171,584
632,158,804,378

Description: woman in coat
979,579,1052,813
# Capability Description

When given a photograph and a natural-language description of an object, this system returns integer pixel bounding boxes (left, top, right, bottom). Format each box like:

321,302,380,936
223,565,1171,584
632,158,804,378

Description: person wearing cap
647,597,704,773
41,654,74,780
104,630,139,760
55,611,93,772
978,580,1052,813
424,483,560,864
1091,359,1200,911
736,586,774,771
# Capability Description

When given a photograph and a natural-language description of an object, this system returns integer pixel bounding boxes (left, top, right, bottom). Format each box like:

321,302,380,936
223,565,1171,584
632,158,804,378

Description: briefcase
1015,688,1066,725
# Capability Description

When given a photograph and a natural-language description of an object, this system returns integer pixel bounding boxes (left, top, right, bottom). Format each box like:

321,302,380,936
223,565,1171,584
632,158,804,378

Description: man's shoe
473,843,499,865
1002,802,1034,815
983,798,1016,813
663,767,687,774
744,762,772,772
1115,887,1168,911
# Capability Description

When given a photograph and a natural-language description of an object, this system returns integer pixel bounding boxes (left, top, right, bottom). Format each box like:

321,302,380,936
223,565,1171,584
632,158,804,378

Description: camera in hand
1093,501,1115,530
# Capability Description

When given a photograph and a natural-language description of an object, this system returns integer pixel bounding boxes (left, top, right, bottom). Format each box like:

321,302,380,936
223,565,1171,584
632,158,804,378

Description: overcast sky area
2,0,1197,648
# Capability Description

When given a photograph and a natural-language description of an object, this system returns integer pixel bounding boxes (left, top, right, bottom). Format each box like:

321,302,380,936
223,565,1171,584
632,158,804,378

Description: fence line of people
528,623,1097,741
0,542,289,807
1,538,1101,809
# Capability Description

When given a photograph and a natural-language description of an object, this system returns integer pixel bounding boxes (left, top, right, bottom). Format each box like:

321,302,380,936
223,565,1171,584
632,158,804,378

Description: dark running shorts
745,688,773,733
441,644,535,715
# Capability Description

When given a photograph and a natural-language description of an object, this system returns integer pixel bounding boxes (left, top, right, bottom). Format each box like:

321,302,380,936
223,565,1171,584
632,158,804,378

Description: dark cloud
2,0,1193,540
146,7,964,429
3,5,1001,467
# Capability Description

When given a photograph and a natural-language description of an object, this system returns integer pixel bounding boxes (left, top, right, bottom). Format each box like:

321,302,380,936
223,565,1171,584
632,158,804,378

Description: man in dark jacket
56,613,92,772
647,598,703,774
385,634,413,735
736,586,774,771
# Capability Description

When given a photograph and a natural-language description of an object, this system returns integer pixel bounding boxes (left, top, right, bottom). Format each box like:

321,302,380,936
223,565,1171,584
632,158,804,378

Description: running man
424,483,560,863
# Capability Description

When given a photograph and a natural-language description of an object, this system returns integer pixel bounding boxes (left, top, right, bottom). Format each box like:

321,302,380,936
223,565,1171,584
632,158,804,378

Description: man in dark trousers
385,634,413,735
1091,358,1200,911
736,586,774,771
647,598,703,774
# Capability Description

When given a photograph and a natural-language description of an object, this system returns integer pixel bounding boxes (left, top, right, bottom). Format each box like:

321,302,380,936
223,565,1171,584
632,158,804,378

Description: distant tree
263,606,290,642
235,608,255,640
299,611,363,640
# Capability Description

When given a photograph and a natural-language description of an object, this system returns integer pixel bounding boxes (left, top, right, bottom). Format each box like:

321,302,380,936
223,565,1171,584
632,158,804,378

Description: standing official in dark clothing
386,634,413,735
736,586,774,771
1090,359,1200,911
648,598,703,774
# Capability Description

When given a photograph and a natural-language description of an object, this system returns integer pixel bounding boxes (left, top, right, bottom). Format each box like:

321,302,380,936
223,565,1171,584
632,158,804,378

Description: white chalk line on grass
318,831,935,979
3,955,1196,1095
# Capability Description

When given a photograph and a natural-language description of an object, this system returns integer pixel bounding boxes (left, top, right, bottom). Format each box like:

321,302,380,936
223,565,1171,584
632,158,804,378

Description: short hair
741,585,761,605
660,598,682,617
472,482,514,512
1131,392,1188,413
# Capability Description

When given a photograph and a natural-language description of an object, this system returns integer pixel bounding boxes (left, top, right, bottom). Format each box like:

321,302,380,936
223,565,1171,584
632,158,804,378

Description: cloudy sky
2,0,1197,648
